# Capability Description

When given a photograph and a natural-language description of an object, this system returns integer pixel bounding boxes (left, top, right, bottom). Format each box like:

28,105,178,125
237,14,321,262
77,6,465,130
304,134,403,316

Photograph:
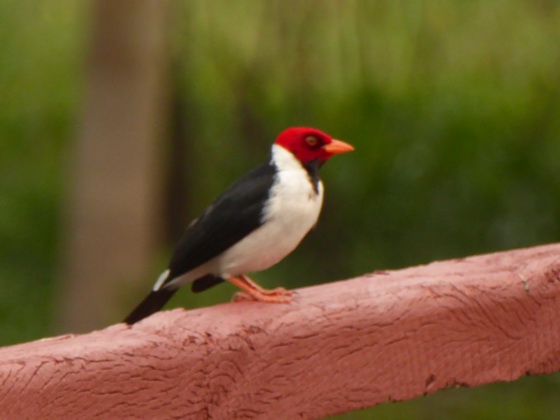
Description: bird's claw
232,292,254,302
263,287,294,297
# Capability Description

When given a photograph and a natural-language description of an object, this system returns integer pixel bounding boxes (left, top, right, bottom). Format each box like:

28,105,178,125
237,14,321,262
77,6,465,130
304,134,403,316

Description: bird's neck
271,144,321,194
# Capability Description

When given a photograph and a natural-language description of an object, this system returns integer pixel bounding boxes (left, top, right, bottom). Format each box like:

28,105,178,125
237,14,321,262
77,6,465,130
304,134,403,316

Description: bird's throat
301,159,321,194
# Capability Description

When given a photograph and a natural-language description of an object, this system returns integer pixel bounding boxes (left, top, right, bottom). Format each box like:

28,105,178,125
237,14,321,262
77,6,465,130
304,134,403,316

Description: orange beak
322,139,355,154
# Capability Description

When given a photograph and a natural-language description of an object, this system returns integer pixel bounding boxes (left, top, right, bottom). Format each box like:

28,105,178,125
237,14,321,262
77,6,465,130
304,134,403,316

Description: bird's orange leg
239,275,294,296
227,275,293,303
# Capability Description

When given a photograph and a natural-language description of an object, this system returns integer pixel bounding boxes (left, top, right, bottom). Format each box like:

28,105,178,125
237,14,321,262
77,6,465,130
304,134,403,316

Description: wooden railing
2,243,560,419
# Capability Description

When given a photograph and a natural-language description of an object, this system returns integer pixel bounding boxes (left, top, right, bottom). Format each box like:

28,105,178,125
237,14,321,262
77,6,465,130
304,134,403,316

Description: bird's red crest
275,127,354,163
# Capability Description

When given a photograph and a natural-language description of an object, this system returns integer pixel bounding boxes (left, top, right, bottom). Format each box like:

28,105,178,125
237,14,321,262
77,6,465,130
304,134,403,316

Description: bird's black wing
165,161,277,284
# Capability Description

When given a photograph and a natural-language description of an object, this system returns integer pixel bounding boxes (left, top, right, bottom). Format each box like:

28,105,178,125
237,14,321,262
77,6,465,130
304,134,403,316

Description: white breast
217,145,324,276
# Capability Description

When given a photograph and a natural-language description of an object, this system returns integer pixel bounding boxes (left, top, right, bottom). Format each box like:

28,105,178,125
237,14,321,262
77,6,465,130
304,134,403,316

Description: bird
123,127,354,324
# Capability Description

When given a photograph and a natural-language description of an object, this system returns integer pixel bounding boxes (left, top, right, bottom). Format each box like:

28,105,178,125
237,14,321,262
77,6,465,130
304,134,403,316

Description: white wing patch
152,269,171,291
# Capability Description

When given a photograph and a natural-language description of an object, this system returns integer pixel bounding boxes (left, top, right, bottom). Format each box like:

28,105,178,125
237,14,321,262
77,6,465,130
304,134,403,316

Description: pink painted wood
2,244,560,419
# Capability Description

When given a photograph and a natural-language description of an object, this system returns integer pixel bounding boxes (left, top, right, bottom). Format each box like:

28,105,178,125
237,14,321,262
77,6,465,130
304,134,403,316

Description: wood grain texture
2,243,560,419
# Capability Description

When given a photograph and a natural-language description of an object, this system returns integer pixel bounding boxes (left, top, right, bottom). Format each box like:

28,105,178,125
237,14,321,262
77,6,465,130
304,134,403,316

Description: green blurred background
1,0,560,418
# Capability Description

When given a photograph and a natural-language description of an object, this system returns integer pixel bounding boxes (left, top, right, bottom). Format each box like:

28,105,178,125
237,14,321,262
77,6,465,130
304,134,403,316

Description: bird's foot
231,291,292,304
237,275,294,296
261,286,294,297
227,275,293,304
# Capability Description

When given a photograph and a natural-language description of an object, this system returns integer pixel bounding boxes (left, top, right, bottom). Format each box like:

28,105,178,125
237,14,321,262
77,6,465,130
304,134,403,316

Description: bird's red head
275,127,354,163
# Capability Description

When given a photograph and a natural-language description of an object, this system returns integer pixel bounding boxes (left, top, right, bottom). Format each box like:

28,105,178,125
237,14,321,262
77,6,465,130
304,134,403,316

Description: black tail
124,288,178,325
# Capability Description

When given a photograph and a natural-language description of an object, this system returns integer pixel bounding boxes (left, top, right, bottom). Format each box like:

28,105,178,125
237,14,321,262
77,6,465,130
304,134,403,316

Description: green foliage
173,0,560,282
0,0,85,344
1,0,560,417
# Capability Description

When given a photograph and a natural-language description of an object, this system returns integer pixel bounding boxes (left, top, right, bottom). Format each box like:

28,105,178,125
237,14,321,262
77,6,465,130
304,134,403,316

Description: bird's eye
305,136,319,147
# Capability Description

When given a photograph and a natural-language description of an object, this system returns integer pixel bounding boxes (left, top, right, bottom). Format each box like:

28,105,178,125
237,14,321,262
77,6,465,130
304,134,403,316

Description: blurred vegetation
1,0,560,418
